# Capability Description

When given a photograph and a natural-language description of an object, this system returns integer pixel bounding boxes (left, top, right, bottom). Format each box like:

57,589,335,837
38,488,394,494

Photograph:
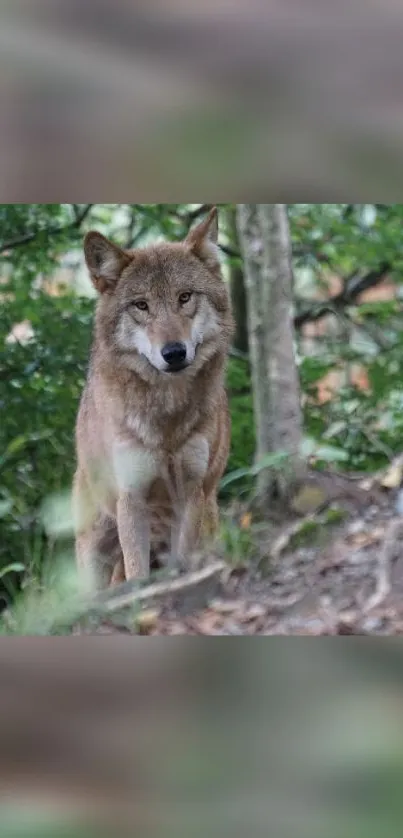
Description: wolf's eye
179,292,192,305
133,300,148,311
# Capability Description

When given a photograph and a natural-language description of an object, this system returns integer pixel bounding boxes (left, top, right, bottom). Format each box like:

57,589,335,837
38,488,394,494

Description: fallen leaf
210,599,244,615
135,609,160,634
346,526,385,547
239,604,267,622
240,513,252,530
165,621,189,635
381,464,403,489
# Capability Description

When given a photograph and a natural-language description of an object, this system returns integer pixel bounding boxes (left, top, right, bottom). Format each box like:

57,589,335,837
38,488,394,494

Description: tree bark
237,204,304,506
236,204,271,502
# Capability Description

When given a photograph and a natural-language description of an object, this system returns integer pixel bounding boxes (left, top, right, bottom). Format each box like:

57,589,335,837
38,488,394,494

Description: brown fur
73,208,234,591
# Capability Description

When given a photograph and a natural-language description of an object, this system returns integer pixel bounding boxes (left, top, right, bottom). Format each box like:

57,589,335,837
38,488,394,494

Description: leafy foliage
0,292,93,576
225,357,255,478
2,203,403,589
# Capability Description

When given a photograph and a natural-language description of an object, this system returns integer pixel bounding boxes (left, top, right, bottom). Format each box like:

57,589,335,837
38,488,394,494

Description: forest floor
77,460,403,636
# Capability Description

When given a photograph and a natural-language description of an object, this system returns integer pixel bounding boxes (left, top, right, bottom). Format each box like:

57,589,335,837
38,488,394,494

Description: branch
166,204,211,230
72,561,227,628
74,204,93,227
124,207,138,248
219,243,240,259
294,263,390,328
0,204,94,254
186,204,211,222
342,204,356,221
363,518,403,612
292,245,332,265
344,310,394,351
294,303,338,329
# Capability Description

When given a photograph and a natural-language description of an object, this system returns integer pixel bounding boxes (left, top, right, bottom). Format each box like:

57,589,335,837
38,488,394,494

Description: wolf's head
84,208,234,378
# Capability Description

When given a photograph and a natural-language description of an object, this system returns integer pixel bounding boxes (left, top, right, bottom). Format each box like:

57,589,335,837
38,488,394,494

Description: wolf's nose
161,342,187,366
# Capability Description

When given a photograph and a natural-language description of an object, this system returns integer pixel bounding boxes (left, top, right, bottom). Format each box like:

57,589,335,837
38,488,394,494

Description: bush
0,293,93,575
226,358,255,479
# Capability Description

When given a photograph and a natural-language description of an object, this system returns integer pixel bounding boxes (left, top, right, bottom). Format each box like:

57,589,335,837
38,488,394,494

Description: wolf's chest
125,406,200,452
112,433,209,495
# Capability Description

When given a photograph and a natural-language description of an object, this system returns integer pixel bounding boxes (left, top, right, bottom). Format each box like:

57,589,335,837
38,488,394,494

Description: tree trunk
237,204,304,506
226,206,249,354
236,204,271,502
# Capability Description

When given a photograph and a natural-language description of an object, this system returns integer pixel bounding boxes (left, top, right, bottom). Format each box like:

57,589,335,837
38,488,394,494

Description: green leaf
249,452,290,476
314,445,349,463
323,421,348,439
0,562,25,580
0,430,54,468
0,500,12,518
220,467,253,490
220,452,289,489
299,356,335,385
4,435,30,456
301,437,349,463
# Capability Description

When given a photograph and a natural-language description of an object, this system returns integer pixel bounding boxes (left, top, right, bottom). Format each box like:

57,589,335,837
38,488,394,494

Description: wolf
73,207,234,591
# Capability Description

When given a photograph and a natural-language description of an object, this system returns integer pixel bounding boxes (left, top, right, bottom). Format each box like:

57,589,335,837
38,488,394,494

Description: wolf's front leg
116,492,150,580
113,443,157,581
73,470,118,592
172,435,210,569
175,487,205,569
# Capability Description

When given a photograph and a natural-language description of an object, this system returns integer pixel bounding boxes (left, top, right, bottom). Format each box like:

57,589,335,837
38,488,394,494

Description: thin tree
237,204,304,505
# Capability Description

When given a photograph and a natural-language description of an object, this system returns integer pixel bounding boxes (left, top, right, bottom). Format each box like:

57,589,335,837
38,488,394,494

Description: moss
289,519,320,548
323,506,347,525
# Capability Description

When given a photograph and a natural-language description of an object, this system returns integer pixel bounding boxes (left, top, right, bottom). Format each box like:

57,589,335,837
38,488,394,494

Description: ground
73,464,403,636
149,504,403,636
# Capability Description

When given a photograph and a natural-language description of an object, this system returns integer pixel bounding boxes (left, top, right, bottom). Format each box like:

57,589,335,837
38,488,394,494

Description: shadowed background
1,640,403,836
1,0,403,198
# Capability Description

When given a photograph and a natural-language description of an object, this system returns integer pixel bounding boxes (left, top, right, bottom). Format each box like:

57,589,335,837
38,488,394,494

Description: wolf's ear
84,232,131,294
185,207,220,272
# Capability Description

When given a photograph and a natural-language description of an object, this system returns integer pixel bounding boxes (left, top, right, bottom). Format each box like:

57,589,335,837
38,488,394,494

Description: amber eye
179,292,192,305
133,300,148,311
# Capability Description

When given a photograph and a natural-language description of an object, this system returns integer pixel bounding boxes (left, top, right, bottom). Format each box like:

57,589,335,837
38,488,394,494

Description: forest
2,203,403,635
